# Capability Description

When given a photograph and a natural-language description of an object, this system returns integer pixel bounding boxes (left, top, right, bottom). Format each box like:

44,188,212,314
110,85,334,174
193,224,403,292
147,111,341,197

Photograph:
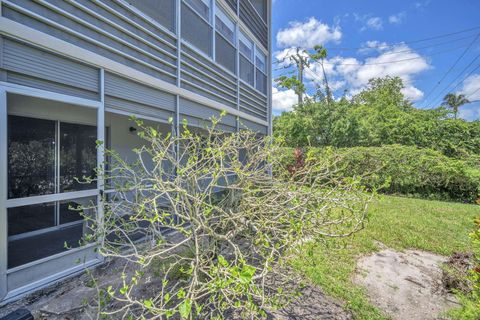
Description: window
127,0,176,32
215,6,235,43
251,0,267,22
182,0,213,56
239,32,254,60
60,122,97,192
8,116,55,199
7,115,98,268
239,32,254,85
255,48,267,94
185,0,211,20
215,6,236,73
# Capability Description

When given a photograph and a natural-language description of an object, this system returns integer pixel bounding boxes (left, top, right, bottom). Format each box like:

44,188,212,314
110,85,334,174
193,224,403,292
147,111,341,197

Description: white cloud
302,44,430,102
458,105,480,121
353,14,383,31
460,74,480,101
358,40,389,54
388,12,406,24
276,17,342,48
366,17,383,30
272,87,298,112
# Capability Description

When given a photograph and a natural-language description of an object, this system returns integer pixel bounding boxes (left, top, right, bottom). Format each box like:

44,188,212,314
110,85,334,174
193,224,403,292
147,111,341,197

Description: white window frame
0,80,106,302
215,4,236,45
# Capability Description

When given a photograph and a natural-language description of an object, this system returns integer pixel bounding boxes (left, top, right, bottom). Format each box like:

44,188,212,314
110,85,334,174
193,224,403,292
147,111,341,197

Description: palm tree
442,93,470,119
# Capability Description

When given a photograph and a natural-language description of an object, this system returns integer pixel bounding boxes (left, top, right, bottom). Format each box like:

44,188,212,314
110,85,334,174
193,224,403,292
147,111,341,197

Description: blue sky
271,0,480,120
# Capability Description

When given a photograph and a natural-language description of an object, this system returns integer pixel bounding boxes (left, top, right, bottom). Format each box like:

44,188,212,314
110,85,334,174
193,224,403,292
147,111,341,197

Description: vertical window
7,115,98,268
182,0,213,56
8,116,56,199
60,122,97,192
185,0,211,20
239,32,254,85
255,48,267,94
251,0,267,22
127,0,176,32
215,6,236,73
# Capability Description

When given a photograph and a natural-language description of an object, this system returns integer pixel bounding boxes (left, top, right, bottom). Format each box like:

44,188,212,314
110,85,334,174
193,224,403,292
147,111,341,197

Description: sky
271,0,480,120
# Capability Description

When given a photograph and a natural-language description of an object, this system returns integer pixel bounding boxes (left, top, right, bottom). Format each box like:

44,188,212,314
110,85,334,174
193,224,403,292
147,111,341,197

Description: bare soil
0,258,352,320
354,248,459,320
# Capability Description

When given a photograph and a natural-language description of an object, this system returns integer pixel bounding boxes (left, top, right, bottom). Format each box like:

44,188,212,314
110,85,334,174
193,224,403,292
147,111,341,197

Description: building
0,0,272,303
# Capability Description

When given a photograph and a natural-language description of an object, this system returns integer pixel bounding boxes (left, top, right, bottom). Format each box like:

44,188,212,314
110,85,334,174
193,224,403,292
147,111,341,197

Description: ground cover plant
292,195,479,320
82,116,372,319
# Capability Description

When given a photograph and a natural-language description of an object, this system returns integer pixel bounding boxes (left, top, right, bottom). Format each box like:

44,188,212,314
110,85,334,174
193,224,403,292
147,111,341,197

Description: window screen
182,2,213,56
239,32,254,61
8,116,56,199
215,32,236,73
184,0,211,20
240,54,254,85
251,0,267,22
127,0,176,32
256,68,267,94
255,49,266,73
215,6,235,44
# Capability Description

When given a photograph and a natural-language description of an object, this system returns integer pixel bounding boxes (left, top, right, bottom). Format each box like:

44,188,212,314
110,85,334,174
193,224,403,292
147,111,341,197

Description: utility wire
326,26,480,51
427,55,480,106
422,33,480,107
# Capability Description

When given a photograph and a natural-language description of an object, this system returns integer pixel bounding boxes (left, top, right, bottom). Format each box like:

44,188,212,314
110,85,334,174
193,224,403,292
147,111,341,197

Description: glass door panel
60,122,97,192
7,116,56,199
7,203,55,236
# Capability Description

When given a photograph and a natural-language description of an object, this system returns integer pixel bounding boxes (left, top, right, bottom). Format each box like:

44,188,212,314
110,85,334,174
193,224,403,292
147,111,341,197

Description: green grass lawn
292,195,479,320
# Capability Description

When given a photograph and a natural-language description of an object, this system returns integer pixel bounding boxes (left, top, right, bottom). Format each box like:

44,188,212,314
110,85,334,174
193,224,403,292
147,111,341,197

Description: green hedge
285,145,480,203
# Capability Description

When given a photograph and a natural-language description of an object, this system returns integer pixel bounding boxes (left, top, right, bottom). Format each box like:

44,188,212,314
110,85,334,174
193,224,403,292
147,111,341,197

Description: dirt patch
442,252,474,293
354,249,459,320
0,258,351,320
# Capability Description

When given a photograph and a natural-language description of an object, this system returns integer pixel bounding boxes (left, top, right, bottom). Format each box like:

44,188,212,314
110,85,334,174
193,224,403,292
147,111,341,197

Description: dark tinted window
215,33,236,74
127,0,176,32
251,0,267,21
240,54,254,85
8,203,55,236
60,122,97,192
256,68,267,94
8,116,55,199
181,3,213,56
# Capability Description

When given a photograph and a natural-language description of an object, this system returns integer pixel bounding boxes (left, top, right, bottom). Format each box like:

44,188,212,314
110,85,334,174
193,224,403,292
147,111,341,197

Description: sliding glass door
7,115,97,269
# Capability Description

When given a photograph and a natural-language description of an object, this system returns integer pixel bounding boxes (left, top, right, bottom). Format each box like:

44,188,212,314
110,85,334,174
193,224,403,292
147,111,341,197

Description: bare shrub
84,116,371,319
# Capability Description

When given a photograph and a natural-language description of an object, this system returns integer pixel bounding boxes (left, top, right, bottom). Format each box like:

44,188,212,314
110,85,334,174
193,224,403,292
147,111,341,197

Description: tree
84,117,370,319
442,93,470,119
275,45,331,106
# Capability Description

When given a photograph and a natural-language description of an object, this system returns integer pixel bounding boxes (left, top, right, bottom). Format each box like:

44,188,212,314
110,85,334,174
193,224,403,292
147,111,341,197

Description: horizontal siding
179,97,237,131
1,37,99,99
2,0,177,84
239,117,267,134
105,72,175,121
105,72,176,111
105,96,173,121
239,83,268,121
180,43,237,109
239,0,268,48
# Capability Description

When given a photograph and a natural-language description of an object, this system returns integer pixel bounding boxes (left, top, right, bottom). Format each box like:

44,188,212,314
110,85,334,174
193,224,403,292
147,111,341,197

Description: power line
466,87,480,100
422,33,480,107
427,55,480,106
274,42,474,68
325,26,480,51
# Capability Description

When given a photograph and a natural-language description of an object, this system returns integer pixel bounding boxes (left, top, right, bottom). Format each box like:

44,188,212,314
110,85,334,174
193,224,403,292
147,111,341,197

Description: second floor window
255,49,267,94
251,0,267,22
182,0,213,56
215,6,236,74
127,0,176,32
239,32,254,86
185,0,211,20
